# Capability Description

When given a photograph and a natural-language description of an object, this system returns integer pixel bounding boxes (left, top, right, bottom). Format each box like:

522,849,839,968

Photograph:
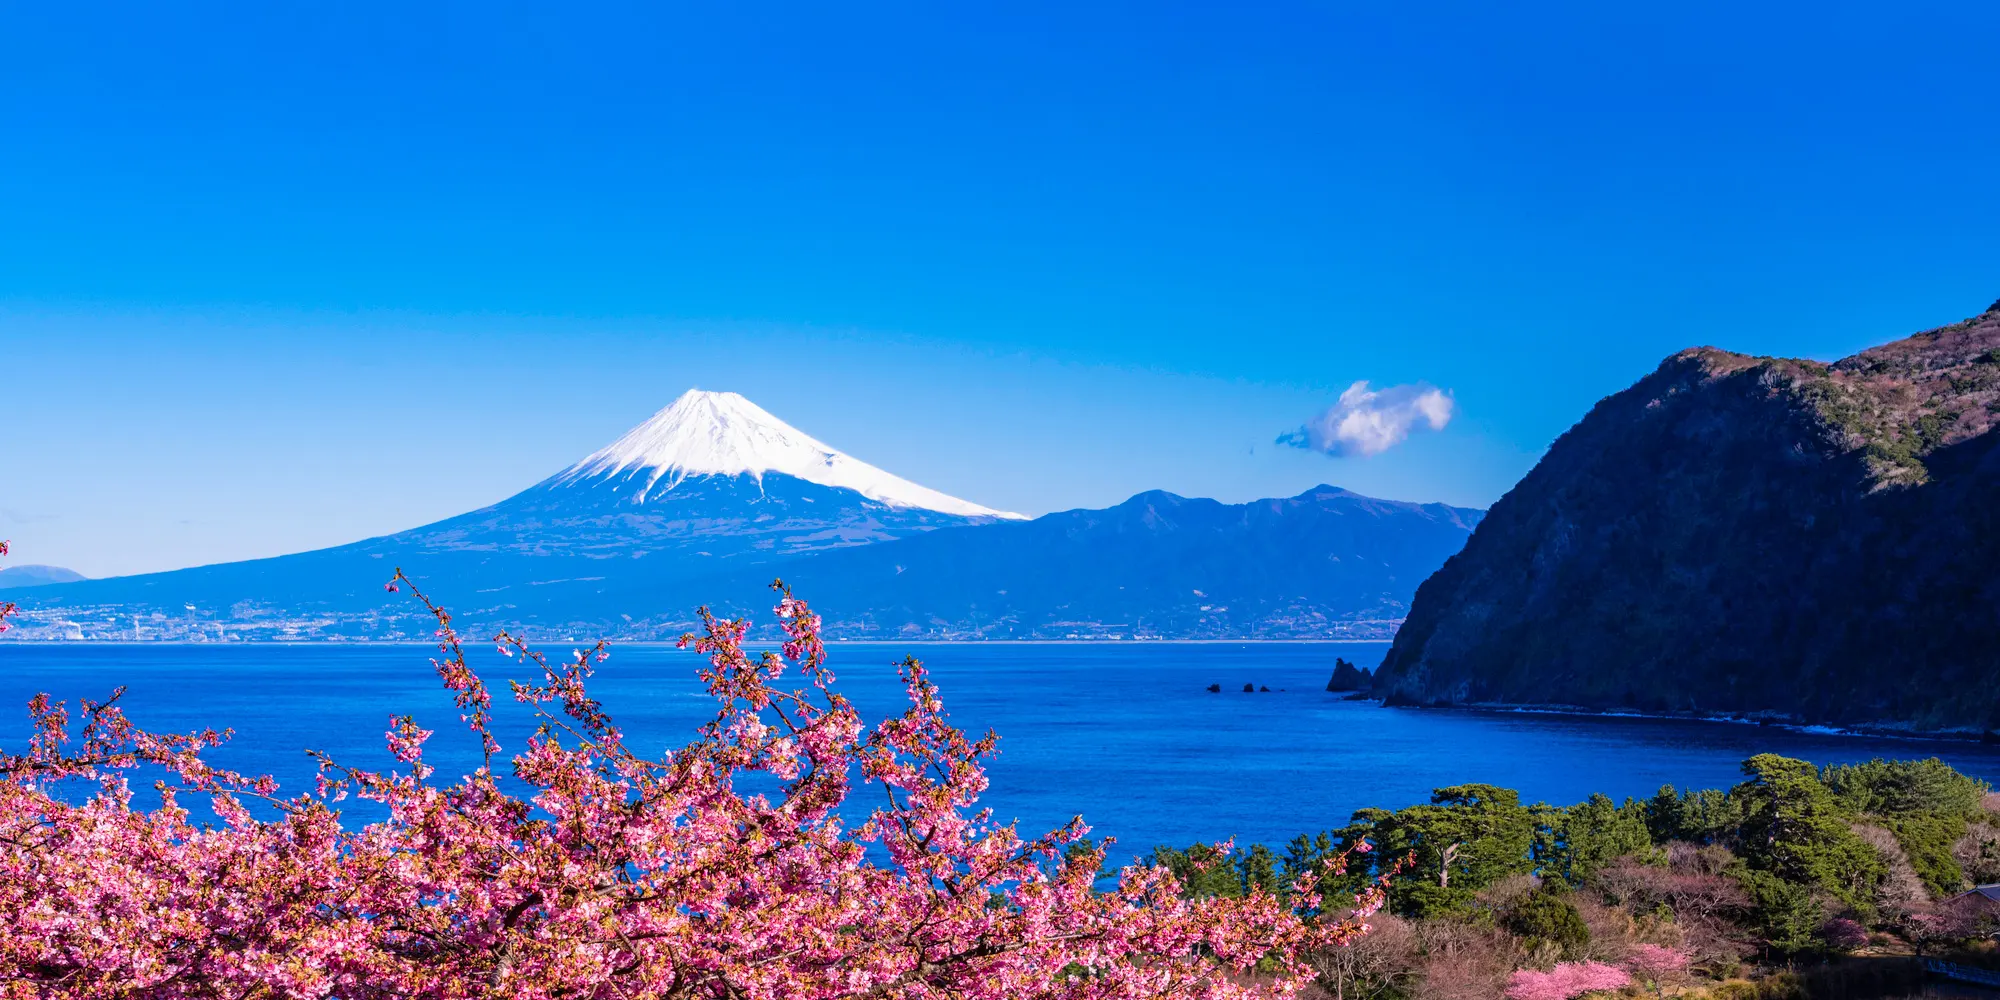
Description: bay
8,641,2000,865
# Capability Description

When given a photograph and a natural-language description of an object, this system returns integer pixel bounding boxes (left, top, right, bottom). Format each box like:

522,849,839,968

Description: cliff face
1376,302,2000,730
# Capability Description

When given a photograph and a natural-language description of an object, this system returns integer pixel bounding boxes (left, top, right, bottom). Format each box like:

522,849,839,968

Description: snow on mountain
554,389,1025,519
1,385,1488,641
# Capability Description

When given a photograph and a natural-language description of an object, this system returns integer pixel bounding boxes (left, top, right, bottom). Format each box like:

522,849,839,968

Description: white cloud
1278,381,1455,457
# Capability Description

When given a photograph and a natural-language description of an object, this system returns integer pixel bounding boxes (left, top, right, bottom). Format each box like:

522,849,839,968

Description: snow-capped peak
556,389,1026,519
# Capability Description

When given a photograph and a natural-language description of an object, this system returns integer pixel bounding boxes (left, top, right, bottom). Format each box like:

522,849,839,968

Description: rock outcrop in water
1376,301,2000,731
1325,658,1371,692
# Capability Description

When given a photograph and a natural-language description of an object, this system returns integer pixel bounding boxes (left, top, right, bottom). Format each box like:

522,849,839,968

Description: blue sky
4,2,1998,578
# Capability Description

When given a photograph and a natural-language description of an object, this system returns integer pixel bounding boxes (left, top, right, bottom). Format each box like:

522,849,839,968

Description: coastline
11,638,1988,745
1376,698,1998,745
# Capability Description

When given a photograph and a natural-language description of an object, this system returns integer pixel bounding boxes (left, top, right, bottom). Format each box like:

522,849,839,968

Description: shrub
1505,888,1592,959
1410,920,1513,1000
1818,917,1868,952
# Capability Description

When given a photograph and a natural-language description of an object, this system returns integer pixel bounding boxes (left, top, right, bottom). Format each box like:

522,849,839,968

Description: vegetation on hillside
1153,755,2000,999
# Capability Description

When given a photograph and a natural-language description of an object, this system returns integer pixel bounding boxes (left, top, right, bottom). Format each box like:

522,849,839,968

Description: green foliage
1737,869,1824,957
1884,813,1969,897
1278,831,1343,910
1538,793,1653,884
1148,842,1244,899
1281,831,1336,883
1210,756,1992,969
1815,757,1983,898
1149,841,1289,902
1351,784,1536,918
1125,755,2000,1000
1238,843,1282,898
1822,757,1990,818
1503,886,1591,958
1646,784,1743,845
1732,755,1885,910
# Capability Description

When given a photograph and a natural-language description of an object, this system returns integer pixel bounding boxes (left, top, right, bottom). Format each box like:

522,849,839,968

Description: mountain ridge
4,391,1483,641
587,483,1484,640
0,565,86,590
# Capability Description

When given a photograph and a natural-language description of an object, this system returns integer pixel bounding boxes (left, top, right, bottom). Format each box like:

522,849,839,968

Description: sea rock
1325,657,1373,692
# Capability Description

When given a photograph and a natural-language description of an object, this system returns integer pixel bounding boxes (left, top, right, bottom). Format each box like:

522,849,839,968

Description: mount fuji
7,390,1485,641
375,389,1021,567
8,391,1023,637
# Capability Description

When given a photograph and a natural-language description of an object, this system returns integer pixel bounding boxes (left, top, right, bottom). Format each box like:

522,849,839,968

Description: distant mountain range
1376,300,2000,732
0,565,85,590
5,390,1482,641
620,484,1481,639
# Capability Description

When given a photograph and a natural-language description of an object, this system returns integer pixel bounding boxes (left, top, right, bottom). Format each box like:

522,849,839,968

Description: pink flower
0,579,1379,998
1631,943,1691,975
1506,961,1633,1000
1819,918,1868,951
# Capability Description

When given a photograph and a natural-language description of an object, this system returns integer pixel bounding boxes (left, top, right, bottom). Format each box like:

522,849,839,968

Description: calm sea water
8,642,2000,864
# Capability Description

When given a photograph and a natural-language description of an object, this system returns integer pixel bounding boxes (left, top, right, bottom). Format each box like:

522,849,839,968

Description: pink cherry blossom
0,541,12,636
0,569,1388,998
1505,960,1633,1000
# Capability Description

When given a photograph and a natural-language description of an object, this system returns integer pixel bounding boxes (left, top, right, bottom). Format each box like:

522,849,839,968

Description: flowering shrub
1502,960,1632,1000
0,564,1388,999
1818,916,1869,952
1626,943,1690,995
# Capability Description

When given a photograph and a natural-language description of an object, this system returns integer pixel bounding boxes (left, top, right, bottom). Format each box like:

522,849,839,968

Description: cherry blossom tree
1818,917,1869,952
1626,943,1690,996
0,540,12,635
0,564,1390,999
1902,902,1983,957
1502,960,1632,1000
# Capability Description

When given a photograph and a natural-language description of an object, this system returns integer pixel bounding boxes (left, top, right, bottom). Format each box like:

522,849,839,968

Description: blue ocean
8,641,2000,864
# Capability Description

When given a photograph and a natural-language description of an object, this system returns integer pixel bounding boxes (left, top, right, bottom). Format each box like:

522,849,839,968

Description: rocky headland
1376,301,2000,732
